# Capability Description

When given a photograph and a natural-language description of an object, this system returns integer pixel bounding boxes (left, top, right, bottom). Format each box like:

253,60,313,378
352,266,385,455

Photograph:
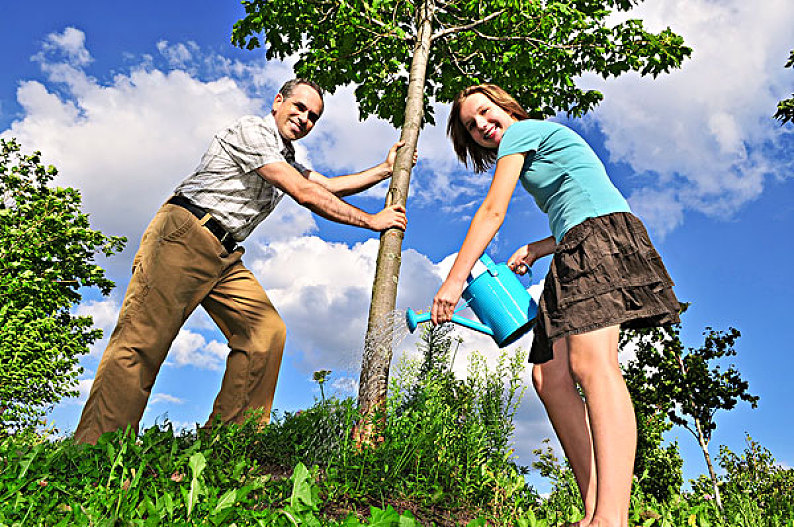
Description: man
74,78,408,444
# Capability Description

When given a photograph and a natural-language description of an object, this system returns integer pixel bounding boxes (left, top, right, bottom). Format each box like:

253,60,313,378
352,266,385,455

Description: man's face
272,84,324,141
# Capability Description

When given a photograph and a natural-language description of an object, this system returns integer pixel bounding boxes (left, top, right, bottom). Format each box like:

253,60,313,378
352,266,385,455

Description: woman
432,84,680,527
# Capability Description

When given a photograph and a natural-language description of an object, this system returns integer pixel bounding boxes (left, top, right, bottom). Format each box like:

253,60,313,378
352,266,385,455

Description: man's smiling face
272,83,324,141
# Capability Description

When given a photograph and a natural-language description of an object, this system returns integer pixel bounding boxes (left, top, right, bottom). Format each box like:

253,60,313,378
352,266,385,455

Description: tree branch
443,40,481,76
443,40,468,77
431,9,506,41
468,27,586,50
315,0,413,42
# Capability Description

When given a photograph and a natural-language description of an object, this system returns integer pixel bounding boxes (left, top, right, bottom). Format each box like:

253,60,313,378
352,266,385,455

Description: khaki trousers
74,203,286,444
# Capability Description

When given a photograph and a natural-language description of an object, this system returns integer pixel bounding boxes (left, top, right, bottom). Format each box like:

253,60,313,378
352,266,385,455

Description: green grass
1,330,792,525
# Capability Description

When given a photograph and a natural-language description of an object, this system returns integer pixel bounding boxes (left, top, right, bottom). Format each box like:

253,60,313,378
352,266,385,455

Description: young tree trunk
357,0,434,421
676,353,724,512
694,417,723,512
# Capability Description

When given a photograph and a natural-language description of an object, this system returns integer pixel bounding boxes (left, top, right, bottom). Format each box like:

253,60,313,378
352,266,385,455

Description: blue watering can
406,254,538,348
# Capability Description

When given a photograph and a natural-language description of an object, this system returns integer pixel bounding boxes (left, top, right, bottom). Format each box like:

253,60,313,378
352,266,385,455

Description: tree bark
357,0,435,420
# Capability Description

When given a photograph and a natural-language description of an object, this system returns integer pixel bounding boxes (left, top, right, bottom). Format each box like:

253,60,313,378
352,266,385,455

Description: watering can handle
478,253,498,275
477,253,532,283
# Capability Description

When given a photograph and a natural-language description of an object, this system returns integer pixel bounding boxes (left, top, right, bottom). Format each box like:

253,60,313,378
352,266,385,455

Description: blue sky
2,0,792,492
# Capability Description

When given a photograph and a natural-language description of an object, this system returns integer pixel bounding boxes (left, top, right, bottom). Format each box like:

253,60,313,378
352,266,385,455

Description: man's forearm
311,163,390,196
294,180,374,228
258,163,377,229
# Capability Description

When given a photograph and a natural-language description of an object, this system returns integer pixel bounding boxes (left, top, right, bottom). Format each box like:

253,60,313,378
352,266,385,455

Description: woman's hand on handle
431,277,467,325
507,236,557,274
507,244,535,275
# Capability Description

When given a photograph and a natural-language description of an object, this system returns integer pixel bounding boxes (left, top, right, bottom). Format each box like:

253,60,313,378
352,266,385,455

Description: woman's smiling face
458,92,517,149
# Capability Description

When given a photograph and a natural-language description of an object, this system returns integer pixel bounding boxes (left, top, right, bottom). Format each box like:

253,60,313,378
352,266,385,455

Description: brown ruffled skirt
530,212,680,364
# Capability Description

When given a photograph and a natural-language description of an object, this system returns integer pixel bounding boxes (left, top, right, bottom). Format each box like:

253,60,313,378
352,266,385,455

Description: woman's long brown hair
447,84,530,173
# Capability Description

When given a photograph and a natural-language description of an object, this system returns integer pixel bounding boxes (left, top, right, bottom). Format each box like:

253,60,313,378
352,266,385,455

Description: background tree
621,327,684,503
232,0,692,418
620,309,759,512
0,139,126,433
775,48,793,124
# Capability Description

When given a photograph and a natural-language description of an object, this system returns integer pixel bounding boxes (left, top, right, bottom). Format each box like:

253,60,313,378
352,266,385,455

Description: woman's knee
532,360,572,399
567,342,621,387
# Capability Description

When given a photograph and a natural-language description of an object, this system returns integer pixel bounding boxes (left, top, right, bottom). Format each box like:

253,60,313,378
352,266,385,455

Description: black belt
167,195,237,253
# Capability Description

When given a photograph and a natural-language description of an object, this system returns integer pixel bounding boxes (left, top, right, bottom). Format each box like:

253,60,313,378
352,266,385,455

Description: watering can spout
405,308,494,337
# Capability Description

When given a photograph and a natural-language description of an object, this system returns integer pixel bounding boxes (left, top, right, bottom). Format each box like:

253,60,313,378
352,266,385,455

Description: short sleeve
216,116,288,173
497,120,544,160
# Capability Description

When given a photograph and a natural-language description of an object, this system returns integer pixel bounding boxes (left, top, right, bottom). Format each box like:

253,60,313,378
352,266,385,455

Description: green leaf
163,491,174,520
399,509,418,526
288,462,317,512
368,505,401,526
212,488,237,514
17,444,43,480
187,452,207,518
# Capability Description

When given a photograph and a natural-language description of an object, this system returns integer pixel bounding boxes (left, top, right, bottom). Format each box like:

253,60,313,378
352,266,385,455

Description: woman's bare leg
566,326,635,527
533,338,597,525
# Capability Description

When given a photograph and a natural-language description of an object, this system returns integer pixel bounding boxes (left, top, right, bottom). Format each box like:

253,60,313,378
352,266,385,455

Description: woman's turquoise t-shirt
497,119,630,242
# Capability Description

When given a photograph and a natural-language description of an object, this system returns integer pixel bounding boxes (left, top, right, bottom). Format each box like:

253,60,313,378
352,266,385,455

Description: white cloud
248,198,318,244
35,27,93,67
75,378,93,402
74,297,120,329
150,393,185,405
156,40,199,69
627,187,685,239
247,237,434,373
167,329,229,370
581,0,794,235
1,28,311,278
331,376,359,396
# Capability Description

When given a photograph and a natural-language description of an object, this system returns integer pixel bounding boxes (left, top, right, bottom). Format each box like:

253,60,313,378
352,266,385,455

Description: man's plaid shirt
173,113,308,242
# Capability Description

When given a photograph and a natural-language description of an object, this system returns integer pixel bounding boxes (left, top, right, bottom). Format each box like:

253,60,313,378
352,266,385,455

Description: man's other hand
383,141,418,175
369,204,407,231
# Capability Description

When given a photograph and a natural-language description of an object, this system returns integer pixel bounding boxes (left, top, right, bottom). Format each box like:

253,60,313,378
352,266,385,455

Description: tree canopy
0,139,126,432
233,0,692,126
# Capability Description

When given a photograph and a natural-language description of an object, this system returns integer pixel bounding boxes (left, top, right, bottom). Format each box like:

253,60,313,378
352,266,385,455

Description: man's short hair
279,79,324,107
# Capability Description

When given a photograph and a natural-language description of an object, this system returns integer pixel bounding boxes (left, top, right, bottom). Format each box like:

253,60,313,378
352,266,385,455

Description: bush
717,434,794,524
